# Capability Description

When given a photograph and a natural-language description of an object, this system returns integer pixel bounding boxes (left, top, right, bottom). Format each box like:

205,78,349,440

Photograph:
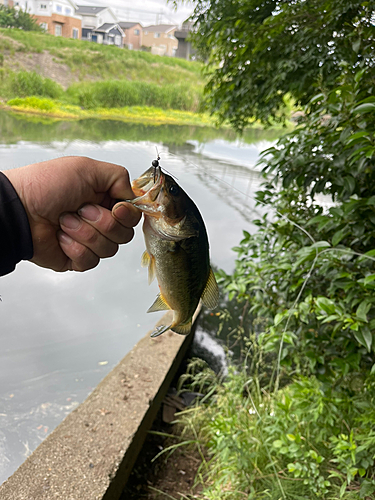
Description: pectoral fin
147,293,171,313
201,268,219,310
141,250,150,268
141,251,156,285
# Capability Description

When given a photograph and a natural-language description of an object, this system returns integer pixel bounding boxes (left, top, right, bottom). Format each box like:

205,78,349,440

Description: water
0,111,282,483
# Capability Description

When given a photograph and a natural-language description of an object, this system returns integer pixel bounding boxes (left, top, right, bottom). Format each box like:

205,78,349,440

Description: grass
66,80,203,111
171,360,373,500
0,28,204,84
3,96,215,126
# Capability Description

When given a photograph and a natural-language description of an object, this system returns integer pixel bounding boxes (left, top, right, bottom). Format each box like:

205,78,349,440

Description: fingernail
113,204,129,220
58,232,73,245
78,204,100,222
60,213,81,229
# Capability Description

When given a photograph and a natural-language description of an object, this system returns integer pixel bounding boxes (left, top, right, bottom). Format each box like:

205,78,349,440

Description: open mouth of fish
131,165,163,199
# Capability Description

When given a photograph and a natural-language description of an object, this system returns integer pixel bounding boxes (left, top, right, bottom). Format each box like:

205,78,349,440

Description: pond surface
0,111,282,483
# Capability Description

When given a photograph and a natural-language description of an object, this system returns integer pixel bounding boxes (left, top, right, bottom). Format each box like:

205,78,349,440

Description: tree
181,0,375,129
0,5,42,31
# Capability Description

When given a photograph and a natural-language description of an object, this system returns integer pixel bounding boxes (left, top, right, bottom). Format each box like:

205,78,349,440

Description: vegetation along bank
158,1,375,499
0,27,209,125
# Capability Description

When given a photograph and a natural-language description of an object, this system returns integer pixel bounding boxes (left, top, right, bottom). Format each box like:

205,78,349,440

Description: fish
127,162,219,338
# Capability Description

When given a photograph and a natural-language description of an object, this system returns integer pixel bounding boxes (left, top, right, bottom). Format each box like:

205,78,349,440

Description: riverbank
1,98,216,127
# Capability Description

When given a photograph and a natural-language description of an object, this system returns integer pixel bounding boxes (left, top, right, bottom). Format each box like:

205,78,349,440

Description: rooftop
143,24,177,33
75,6,107,15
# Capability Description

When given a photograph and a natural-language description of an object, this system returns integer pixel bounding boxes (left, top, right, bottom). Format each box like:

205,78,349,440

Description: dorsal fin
147,294,170,313
201,268,219,310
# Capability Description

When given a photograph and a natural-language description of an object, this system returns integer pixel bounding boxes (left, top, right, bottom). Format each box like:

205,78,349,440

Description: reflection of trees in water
0,110,284,147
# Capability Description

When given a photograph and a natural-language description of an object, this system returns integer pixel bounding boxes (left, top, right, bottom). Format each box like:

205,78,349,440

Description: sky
77,0,194,27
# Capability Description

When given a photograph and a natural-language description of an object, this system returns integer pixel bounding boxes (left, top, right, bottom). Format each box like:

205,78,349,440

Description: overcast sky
77,0,194,26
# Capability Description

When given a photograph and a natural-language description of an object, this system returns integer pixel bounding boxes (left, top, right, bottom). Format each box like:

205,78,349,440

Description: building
13,0,81,38
142,24,178,57
175,22,195,60
92,23,124,47
118,21,142,50
75,5,117,41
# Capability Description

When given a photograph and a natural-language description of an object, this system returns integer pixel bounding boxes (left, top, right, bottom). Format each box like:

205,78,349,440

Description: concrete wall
0,311,194,500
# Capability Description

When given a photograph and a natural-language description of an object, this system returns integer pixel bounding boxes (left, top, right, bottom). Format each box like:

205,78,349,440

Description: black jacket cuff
0,171,33,276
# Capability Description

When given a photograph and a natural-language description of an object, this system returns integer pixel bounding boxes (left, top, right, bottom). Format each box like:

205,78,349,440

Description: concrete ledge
0,311,193,500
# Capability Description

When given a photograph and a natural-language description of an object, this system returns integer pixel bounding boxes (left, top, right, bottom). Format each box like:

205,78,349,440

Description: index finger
112,201,142,228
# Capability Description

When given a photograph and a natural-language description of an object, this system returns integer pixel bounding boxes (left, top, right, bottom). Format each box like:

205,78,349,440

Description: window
134,29,140,35
40,22,48,31
55,4,62,13
154,32,160,38
55,24,62,36
39,3,47,9
72,28,79,39
65,7,71,15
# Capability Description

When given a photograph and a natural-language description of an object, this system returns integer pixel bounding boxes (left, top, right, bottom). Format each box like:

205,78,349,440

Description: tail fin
150,324,172,338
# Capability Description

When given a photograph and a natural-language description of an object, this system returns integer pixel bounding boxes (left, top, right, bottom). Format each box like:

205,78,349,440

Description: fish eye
169,185,180,196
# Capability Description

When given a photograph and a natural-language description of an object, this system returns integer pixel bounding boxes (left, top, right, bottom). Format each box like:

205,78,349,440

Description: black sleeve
0,171,33,276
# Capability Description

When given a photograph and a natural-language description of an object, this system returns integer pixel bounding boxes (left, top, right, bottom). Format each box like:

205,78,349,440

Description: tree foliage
183,0,375,129
0,5,42,31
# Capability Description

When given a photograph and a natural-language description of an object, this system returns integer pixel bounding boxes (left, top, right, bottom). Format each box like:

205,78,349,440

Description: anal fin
171,319,192,336
147,294,171,313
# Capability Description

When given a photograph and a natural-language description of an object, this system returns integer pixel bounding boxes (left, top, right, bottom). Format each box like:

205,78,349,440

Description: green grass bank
0,28,208,125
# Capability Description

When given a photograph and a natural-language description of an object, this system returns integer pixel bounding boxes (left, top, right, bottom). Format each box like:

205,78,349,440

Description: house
13,0,81,38
175,22,195,60
75,5,117,41
91,23,124,47
142,24,178,57
118,21,142,50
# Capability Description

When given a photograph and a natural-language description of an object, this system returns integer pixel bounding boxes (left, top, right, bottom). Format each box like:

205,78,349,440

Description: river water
0,111,282,483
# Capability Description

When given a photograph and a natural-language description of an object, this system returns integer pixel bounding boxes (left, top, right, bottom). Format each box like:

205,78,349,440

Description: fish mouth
127,167,164,214
132,166,162,197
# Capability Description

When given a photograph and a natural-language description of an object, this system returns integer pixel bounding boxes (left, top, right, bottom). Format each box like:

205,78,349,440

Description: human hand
4,156,141,272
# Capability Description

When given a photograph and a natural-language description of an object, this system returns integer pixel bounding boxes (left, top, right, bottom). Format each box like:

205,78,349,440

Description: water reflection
0,111,283,484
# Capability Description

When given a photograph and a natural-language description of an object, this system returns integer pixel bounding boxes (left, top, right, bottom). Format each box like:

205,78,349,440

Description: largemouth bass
128,162,219,338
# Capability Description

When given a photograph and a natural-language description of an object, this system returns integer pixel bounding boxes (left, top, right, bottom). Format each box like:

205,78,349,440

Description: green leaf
352,103,375,114
354,327,372,352
311,241,331,249
273,439,283,448
332,229,346,246
364,274,375,285
274,313,285,326
356,300,371,322
352,39,361,53
316,297,336,315
343,176,356,194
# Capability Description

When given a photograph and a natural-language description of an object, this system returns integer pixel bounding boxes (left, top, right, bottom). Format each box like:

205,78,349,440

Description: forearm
0,171,33,276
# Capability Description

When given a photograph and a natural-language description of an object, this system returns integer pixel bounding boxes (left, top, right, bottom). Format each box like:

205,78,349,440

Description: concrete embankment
0,311,193,500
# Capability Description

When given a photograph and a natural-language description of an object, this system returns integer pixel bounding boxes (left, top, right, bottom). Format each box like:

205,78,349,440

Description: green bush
6,70,63,99
68,80,202,111
195,67,375,499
